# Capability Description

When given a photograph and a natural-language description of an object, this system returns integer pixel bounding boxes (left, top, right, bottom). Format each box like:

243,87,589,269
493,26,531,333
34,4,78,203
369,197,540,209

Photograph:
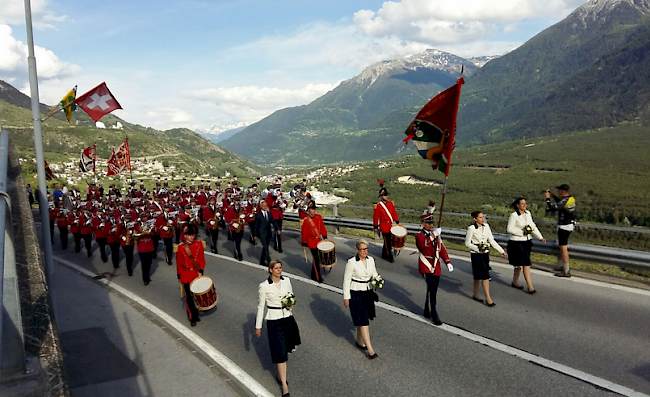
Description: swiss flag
75,82,122,122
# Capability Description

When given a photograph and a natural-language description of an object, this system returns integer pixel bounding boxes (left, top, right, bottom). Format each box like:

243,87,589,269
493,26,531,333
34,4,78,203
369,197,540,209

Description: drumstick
180,282,184,298
303,246,308,262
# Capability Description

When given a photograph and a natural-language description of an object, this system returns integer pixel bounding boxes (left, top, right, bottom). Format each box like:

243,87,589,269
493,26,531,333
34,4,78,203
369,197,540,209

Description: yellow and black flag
60,86,77,123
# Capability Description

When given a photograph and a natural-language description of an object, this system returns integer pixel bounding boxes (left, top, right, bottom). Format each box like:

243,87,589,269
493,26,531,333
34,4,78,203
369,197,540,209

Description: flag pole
93,143,97,185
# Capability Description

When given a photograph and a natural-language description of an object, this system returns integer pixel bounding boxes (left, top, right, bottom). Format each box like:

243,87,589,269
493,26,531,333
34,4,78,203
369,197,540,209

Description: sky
0,0,586,131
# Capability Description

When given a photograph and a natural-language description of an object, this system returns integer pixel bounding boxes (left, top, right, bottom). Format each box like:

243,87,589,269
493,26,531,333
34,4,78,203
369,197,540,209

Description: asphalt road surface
40,220,650,397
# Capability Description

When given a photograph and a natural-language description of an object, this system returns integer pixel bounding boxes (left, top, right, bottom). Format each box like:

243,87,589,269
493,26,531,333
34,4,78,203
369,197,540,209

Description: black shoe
128,272,133,276
238,254,243,261
355,342,368,351
282,393,290,397
152,253,157,259
368,353,378,360
388,258,395,263
167,261,173,266
528,289,537,295
196,318,201,322
214,250,219,255
486,301,496,307
432,317,443,326
278,248,283,253
87,252,92,257
191,321,196,327
472,296,484,303
511,283,524,290
555,271,572,278
144,281,150,285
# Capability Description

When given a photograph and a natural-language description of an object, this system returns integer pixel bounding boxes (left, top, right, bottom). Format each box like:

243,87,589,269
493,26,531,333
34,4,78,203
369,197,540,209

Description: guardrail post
332,204,340,234
0,129,26,377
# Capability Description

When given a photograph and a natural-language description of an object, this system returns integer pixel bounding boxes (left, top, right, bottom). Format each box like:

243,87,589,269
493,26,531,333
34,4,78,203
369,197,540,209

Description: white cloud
0,24,81,98
1,0,67,29
182,83,339,125
354,0,586,46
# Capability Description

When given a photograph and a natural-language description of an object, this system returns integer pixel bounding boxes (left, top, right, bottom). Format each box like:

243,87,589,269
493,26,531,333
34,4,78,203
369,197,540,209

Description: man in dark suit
254,200,279,267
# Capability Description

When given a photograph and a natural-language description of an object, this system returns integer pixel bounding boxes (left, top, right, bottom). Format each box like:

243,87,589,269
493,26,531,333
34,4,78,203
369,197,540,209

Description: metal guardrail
337,204,650,234
0,129,25,376
283,212,650,270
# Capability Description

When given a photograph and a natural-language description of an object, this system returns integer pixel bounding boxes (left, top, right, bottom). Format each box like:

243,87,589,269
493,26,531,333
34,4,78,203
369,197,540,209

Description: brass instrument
123,221,135,245
209,206,221,230
232,205,246,232
134,219,156,239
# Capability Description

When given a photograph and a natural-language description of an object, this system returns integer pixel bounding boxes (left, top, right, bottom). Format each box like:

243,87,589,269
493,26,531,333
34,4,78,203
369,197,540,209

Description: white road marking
205,250,649,397
53,256,274,397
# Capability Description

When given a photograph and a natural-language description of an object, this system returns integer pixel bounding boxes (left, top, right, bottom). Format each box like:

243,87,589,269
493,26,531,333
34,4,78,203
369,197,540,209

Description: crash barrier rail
0,129,25,376
283,210,650,271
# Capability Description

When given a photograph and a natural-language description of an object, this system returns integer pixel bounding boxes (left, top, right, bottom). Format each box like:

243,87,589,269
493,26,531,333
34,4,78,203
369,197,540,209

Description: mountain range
196,122,250,144
221,0,650,165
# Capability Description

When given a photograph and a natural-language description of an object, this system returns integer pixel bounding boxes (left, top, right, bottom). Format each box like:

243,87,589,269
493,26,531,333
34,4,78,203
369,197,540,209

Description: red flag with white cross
75,82,122,122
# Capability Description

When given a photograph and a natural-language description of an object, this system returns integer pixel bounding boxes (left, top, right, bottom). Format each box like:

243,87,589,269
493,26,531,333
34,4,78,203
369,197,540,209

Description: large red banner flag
106,139,131,176
403,77,465,176
75,82,122,122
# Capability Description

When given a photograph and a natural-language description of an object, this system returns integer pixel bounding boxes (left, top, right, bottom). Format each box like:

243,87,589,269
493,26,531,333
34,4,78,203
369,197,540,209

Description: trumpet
134,219,156,238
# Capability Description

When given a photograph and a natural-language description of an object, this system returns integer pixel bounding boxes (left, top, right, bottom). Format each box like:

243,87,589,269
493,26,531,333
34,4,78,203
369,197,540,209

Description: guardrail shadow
242,313,274,372
308,293,356,347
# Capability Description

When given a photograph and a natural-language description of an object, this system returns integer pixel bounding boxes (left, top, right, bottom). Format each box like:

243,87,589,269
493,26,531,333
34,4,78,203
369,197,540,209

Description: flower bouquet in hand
370,275,384,290
281,292,296,309
478,242,491,253
523,225,533,235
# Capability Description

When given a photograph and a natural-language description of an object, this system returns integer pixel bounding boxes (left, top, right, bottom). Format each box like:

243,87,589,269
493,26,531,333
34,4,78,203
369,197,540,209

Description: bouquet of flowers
523,225,533,235
478,242,491,253
281,292,296,309
370,275,384,290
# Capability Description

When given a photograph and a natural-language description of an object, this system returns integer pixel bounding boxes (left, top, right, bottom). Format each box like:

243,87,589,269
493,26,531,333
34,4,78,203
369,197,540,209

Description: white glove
446,262,454,272
433,228,442,237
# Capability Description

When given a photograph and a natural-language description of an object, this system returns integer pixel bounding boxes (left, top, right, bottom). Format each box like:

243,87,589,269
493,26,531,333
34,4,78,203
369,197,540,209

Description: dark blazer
255,210,278,242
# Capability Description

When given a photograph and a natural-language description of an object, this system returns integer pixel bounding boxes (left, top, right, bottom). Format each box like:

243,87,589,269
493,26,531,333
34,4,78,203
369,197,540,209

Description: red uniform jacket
92,217,108,239
135,221,154,253
176,240,206,284
49,207,57,221
56,210,69,227
106,220,120,244
373,200,399,234
224,205,246,232
415,230,450,276
117,222,135,247
156,212,175,239
244,203,257,224
301,214,327,249
202,205,221,229
196,193,208,206
266,194,286,220
69,213,80,233
80,213,94,235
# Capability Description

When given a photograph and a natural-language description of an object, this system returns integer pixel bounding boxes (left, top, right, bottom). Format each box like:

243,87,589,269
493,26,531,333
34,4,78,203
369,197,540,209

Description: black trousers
182,282,199,322
208,229,219,252
58,226,68,249
97,238,107,262
273,219,283,252
232,230,243,257
310,247,322,282
153,235,160,258
381,231,394,261
423,273,440,320
174,228,181,244
73,233,82,252
109,242,121,268
163,237,174,263
259,237,272,266
139,251,153,283
82,233,92,256
50,220,55,243
248,221,256,244
122,245,134,274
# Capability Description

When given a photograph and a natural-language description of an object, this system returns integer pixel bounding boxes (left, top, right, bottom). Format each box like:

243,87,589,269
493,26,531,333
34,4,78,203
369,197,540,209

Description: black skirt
470,252,491,280
267,315,301,364
349,289,376,327
507,240,533,267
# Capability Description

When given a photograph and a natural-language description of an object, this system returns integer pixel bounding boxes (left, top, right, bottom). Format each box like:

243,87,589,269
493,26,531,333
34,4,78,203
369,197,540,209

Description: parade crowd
44,177,575,397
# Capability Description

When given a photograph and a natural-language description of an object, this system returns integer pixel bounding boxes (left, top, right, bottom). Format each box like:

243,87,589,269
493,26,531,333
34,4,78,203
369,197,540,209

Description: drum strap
183,244,202,271
307,217,322,239
379,202,394,223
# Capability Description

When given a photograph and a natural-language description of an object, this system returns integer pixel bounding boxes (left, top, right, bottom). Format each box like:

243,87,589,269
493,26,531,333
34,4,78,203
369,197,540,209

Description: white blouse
255,276,294,329
507,210,544,241
465,223,505,254
343,256,379,300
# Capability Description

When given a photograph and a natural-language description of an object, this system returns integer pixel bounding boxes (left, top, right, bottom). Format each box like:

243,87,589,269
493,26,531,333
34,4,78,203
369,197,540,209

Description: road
40,220,650,396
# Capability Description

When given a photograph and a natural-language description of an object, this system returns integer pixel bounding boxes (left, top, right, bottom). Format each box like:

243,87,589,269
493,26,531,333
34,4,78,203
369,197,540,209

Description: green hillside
308,125,650,249
0,98,263,188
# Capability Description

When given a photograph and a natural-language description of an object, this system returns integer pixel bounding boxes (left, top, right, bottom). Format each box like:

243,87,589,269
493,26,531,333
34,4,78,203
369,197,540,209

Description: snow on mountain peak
196,121,250,136
572,0,650,22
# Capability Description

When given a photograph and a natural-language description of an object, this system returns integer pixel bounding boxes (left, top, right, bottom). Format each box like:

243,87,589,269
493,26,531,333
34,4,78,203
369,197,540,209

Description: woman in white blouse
465,211,507,307
343,240,379,359
507,198,546,294
255,261,301,397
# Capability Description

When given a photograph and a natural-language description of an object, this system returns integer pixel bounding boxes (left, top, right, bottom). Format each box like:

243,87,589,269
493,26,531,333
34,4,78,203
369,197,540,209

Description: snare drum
390,224,408,251
190,276,219,311
317,239,337,270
